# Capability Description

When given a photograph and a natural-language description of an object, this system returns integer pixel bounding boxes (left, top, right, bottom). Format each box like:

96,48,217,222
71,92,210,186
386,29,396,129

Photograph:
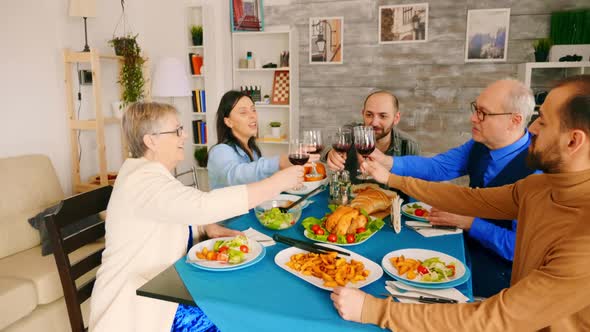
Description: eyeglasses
470,101,513,121
152,126,184,137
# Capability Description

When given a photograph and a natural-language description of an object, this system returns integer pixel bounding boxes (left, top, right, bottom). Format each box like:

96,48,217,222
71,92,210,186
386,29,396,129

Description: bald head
481,79,535,128
363,91,399,113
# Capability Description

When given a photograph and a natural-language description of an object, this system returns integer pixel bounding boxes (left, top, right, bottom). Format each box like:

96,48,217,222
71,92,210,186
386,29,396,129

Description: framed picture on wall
465,8,510,62
230,0,264,32
309,17,343,64
379,3,428,44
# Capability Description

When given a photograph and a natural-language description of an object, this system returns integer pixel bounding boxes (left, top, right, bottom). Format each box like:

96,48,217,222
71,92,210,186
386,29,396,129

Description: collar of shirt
385,129,402,156
488,130,531,162
233,143,259,162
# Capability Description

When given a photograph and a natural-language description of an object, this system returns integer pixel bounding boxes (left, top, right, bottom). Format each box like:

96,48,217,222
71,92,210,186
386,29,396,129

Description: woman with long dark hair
208,91,313,189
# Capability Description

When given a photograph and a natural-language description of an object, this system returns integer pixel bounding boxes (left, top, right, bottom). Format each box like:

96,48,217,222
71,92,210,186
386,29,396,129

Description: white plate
381,248,466,284
274,243,383,290
284,178,328,195
401,202,432,222
186,237,264,271
273,194,311,209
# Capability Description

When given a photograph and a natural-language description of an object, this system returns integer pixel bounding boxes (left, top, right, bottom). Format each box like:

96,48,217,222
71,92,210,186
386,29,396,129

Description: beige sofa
0,155,103,331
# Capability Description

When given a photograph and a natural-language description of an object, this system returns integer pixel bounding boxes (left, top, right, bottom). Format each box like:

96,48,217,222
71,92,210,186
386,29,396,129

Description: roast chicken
324,187,398,236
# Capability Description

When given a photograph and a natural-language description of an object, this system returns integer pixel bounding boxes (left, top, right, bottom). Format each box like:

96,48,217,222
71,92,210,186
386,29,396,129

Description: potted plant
270,121,281,138
108,34,146,107
191,25,203,46
533,38,552,62
194,147,208,167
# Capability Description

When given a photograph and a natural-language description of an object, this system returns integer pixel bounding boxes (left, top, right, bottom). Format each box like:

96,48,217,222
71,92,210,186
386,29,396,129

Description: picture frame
309,17,343,64
465,8,511,62
379,3,428,44
230,0,264,32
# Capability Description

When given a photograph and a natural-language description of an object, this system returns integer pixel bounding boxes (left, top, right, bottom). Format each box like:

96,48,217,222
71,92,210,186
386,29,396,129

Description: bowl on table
254,199,303,230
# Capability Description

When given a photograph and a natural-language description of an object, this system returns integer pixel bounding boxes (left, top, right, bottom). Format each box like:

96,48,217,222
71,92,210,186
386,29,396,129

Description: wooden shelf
191,74,204,78
522,61,590,69
192,112,207,116
193,143,207,147
257,138,289,145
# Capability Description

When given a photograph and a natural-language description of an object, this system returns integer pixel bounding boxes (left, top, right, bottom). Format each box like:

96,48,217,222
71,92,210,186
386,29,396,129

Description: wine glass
353,126,375,180
303,129,323,178
289,139,309,190
330,128,352,173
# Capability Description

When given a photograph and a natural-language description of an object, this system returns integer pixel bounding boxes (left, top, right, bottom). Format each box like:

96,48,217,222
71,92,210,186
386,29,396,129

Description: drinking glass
353,126,375,180
289,139,309,190
330,127,352,173
303,129,323,178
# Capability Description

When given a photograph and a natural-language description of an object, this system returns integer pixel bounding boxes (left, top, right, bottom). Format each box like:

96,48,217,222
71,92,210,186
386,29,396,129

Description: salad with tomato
195,235,250,264
403,203,430,218
301,205,385,245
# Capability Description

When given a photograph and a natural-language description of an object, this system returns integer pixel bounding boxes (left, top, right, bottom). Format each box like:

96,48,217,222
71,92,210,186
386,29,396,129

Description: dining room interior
1,0,590,331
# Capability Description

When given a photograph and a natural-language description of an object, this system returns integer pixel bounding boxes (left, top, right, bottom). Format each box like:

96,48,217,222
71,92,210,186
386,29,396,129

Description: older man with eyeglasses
367,79,538,298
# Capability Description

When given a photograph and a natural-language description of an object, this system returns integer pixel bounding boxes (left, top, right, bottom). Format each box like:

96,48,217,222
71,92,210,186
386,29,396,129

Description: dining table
137,191,473,331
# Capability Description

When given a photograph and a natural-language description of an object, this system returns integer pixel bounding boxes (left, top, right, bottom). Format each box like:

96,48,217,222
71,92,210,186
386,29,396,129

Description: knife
383,293,458,304
386,281,459,302
409,224,457,231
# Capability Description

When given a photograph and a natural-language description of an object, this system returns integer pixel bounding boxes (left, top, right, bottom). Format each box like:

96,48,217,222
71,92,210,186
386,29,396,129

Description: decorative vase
534,51,548,62
271,127,281,138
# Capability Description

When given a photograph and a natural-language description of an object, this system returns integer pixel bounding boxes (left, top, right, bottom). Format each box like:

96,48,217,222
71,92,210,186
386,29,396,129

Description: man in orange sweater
331,75,590,331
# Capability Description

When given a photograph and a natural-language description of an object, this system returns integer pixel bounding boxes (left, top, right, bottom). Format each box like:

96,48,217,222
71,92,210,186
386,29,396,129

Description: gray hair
122,102,179,158
501,78,535,127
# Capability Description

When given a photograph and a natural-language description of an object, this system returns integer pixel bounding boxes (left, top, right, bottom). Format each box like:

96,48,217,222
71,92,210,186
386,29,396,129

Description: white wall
0,0,231,194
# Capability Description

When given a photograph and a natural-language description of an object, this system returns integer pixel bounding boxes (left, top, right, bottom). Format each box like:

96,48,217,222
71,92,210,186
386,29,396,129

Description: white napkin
243,227,275,247
405,220,463,237
385,280,469,304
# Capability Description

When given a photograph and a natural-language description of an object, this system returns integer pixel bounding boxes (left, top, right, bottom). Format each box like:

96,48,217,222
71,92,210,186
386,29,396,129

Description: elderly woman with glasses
89,102,304,332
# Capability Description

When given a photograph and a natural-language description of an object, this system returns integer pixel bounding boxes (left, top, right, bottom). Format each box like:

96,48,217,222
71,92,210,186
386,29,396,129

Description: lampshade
151,57,192,97
69,0,96,18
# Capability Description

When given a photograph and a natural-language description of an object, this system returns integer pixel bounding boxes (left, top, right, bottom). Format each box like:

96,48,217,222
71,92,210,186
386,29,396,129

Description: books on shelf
192,120,207,144
191,90,207,113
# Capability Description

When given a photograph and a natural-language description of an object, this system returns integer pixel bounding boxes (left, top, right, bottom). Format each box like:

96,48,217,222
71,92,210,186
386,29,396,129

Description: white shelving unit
186,2,214,190
518,61,589,88
232,26,299,157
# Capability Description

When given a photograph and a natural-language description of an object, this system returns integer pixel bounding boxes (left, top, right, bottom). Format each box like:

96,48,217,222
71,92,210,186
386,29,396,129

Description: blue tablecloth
175,192,472,331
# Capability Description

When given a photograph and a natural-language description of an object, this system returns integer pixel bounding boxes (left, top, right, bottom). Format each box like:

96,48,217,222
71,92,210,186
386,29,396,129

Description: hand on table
327,149,346,171
360,159,390,185
204,223,243,239
330,287,366,323
427,208,474,230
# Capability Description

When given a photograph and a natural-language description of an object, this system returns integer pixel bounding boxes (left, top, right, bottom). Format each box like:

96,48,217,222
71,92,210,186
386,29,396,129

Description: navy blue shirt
391,131,538,261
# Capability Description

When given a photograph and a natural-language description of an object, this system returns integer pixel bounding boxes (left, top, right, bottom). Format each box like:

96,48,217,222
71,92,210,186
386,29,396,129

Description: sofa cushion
0,155,64,259
0,277,37,330
0,242,104,305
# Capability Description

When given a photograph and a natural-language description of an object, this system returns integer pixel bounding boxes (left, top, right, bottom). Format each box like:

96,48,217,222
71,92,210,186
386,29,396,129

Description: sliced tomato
414,209,425,217
311,224,321,232
356,227,366,234
346,234,355,243
446,265,456,277
240,245,249,253
417,265,429,275
216,252,229,262
217,246,229,253
327,234,337,242
314,228,325,235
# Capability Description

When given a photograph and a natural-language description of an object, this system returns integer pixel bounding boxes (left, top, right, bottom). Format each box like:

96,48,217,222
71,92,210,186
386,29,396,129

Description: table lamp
69,0,97,52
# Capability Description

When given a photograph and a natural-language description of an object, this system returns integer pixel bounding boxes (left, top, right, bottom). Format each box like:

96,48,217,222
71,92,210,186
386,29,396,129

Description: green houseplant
108,34,146,107
191,25,203,46
533,38,552,62
270,121,281,138
194,147,208,167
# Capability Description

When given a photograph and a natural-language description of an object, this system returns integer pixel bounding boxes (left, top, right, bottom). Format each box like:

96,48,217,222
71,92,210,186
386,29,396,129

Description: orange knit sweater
362,170,590,331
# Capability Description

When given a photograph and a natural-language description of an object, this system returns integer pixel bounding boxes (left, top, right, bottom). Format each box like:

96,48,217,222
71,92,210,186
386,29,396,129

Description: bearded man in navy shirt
368,79,538,297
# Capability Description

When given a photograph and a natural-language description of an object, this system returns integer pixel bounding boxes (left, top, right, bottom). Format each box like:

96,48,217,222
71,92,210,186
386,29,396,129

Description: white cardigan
89,158,249,332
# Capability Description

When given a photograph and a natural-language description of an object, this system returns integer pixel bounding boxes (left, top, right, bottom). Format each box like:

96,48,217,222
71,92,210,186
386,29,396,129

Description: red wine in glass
311,144,324,154
356,144,375,157
288,154,310,165
332,143,352,153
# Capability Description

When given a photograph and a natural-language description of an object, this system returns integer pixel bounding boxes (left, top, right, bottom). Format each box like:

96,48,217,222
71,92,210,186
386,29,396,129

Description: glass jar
329,170,351,205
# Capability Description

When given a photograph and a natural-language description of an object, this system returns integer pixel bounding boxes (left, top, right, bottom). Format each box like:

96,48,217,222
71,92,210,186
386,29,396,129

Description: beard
525,137,563,173
373,123,394,141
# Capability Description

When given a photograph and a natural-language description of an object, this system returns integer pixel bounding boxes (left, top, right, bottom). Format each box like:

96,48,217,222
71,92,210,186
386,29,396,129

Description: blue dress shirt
391,131,537,261
207,143,280,189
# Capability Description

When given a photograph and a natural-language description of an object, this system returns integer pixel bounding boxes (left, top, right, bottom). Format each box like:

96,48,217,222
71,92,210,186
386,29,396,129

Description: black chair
45,185,112,332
